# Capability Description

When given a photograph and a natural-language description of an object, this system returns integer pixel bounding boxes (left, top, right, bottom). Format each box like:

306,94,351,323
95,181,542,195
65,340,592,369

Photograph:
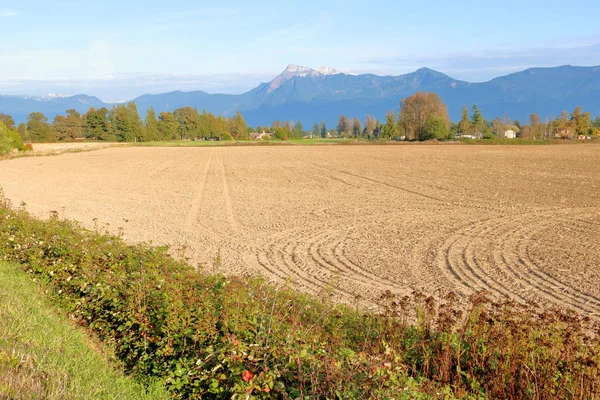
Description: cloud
362,42,600,82
0,10,18,17
0,72,275,101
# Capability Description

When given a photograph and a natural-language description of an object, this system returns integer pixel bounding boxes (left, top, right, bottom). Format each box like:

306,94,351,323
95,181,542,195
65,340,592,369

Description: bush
0,122,15,154
0,196,599,399
7,129,24,151
418,115,449,141
0,121,24,153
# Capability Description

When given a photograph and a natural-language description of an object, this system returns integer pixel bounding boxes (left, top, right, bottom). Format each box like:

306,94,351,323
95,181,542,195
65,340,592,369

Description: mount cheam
2,64,600,126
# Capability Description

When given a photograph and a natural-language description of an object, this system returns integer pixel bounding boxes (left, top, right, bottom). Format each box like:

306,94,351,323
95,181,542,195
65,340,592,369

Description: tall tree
174,107,200,140
352,118,362,138
53,115,69,141
320,121,327,138
571,106,591,136
157,112,179,140
144,107,160,141
83,107,113,141
216,116,233,140
365,115,377,139
53,109,82,141
292,121,304,139
398,92,450,141
127,102,144,142
458,105,470,134
199,109,210,138
229,111,248,140
470,105,484,136
337,115,348,137
312,123,320,137
529,113,542,140
381,110,399,139
17,123,28,142
0,113,15,130
110,105,135,142
27,112,54,142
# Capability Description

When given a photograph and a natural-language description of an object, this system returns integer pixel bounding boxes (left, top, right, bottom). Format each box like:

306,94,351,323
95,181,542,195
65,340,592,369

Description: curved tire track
437,209,600,318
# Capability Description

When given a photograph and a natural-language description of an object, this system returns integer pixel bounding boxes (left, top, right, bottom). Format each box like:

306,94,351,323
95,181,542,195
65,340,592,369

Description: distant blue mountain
2,65,600,126
0,94,106,124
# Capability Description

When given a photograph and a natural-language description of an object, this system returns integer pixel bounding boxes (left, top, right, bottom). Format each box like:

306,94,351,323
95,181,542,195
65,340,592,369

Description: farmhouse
250,131,271,140
504,129,516,139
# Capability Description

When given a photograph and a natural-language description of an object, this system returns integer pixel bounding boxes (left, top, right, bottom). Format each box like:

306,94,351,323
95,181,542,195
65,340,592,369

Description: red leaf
242,370,254,383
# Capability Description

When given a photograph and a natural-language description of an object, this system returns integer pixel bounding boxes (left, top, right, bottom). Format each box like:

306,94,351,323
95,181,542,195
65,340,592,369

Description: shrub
0,122,15,154
7,129,24,151
0,121,24,153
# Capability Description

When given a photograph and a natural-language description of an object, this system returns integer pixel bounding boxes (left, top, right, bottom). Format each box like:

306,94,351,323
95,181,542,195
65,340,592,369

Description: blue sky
1,0,600,100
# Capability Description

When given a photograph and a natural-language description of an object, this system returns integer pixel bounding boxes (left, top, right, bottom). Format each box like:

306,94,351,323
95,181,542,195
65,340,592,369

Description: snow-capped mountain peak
281,64,339,78
283,64,314,77
38,93,71,101
7,93,72,101
315,66,338,75
267,64,341,93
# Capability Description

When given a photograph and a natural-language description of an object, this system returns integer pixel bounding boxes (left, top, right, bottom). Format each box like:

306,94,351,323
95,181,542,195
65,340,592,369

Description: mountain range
2,65,600,126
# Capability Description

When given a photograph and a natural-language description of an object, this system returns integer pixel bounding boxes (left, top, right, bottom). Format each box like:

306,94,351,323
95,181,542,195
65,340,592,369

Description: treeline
331,92,600,141
2,93,600,145
0,105,249,143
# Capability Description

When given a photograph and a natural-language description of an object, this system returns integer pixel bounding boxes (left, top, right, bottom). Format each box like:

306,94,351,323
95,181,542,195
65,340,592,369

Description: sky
1,0,600,100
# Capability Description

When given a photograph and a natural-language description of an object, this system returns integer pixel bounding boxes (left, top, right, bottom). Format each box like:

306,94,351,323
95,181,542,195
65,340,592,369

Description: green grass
135,138,369,147
0,261,168,400
134,140,286,147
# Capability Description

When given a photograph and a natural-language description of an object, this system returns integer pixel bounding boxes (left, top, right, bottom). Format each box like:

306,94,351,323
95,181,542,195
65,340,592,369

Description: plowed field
1,144,599,316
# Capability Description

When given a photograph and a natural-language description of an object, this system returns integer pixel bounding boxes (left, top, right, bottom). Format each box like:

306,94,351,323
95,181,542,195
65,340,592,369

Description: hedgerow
0,195,599,399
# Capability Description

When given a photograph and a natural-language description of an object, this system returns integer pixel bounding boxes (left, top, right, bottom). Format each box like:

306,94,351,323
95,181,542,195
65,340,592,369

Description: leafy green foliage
27,112,55,142
419,115,449,140
0,121,23,154
0,262,168,399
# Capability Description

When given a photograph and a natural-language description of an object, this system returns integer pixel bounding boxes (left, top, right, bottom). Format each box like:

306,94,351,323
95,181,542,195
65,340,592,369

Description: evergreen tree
458,105,470,134
381,110,399,139
126,102,144,142
83,108,114,141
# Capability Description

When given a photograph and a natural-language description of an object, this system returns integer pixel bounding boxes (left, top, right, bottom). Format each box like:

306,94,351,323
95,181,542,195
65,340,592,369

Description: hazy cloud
0,10,18,17
0,72,275,101
364,42,600,82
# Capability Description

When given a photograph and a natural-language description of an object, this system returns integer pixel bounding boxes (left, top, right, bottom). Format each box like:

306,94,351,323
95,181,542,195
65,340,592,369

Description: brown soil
1,144,599,316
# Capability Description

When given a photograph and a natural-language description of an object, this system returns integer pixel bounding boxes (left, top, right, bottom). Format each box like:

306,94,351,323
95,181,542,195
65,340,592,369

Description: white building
504,130,516,139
